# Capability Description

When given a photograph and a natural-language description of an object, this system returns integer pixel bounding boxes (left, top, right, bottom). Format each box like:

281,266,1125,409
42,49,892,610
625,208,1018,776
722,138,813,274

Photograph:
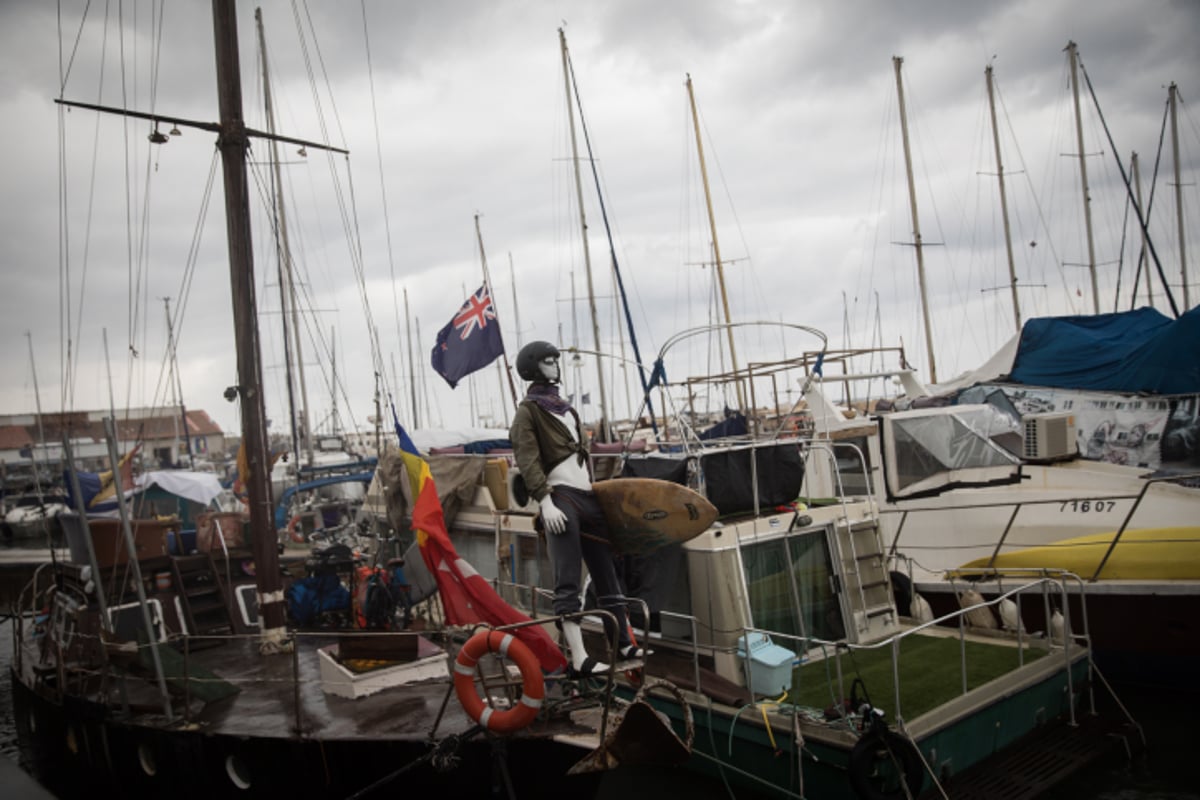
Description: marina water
2,614,1195,798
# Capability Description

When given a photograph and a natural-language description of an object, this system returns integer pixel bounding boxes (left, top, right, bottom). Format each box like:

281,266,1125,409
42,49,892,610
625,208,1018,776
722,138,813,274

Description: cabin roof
0,409,224,446
0,425,34,450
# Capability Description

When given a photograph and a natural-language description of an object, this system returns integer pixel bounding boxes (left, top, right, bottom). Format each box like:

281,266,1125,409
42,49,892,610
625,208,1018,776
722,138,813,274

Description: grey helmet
516,340,560,382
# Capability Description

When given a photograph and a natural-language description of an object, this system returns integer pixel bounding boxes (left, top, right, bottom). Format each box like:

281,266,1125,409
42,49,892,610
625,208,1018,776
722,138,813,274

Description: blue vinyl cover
1007,305,1200,394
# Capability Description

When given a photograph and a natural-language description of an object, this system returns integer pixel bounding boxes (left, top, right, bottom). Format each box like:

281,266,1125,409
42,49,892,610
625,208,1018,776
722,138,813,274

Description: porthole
138,742,157,776
225,754,251,790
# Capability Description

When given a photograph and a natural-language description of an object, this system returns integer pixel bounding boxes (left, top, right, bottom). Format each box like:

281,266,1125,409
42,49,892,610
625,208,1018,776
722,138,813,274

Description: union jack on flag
453,286,497,340
431,283,506,389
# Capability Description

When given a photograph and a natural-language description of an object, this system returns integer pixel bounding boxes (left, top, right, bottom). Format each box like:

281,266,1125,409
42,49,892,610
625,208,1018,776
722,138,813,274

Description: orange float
453,629,544,733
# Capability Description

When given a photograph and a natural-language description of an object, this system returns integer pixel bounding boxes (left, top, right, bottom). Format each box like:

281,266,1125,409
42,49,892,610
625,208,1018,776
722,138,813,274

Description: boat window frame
739,521,847,652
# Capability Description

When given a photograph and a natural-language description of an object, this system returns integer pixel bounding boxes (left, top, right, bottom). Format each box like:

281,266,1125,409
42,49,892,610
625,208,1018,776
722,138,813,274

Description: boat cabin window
741,526,846,647
881,405,1022,499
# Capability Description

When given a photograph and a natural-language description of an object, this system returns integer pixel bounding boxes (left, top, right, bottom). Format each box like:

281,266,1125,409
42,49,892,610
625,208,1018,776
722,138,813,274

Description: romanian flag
397,427,567,673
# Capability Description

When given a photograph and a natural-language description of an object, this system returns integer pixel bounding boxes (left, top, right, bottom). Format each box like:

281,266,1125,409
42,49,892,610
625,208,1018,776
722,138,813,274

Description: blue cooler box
736,633,795,697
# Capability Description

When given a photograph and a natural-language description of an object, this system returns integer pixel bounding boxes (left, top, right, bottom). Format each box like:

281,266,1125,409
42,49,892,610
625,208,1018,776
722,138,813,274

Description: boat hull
637,651,1092,798
10,667,601,800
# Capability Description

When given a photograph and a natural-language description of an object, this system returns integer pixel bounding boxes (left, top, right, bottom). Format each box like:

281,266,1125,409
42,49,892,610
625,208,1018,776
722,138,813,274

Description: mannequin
509,341,645,677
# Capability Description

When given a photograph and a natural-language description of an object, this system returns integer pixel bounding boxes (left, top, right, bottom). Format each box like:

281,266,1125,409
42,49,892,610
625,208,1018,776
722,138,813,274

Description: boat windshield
881,404,1022,499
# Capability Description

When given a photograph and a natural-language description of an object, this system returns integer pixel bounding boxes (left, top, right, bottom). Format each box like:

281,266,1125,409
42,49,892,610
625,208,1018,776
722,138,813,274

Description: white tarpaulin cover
136,470,224,506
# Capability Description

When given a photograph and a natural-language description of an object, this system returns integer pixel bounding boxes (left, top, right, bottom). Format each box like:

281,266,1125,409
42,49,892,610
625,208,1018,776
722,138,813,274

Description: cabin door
740,524,847,648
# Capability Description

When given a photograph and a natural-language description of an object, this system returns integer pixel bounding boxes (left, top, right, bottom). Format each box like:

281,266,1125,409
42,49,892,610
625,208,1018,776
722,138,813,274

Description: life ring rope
453,629,544,733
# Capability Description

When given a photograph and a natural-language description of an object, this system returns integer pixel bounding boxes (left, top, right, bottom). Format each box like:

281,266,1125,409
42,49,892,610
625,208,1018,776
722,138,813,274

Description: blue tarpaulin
1007,305,1200,394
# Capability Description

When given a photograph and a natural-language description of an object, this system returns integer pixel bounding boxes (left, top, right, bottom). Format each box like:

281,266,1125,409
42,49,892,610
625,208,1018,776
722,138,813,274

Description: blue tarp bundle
1007,305,1200,394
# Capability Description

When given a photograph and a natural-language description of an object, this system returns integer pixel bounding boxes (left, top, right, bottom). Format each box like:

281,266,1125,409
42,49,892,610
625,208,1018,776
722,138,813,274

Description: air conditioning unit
1022,411,1077,461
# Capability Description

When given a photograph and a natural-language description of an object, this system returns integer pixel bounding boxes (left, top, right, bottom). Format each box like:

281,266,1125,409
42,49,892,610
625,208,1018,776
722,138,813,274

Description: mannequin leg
545,490,607,676
560,619,608,676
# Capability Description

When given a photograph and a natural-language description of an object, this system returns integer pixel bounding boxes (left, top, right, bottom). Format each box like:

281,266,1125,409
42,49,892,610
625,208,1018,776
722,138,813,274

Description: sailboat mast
474,214,519,414
25,332,49,481
1169,82,1189,310
686,74,746,409
404,287,419,428
985,65,1021,331
559,28,611,437
213,0,287,649
893,56,939,385
569,272,581,401
1131,152,1153,306
564,45,659,436
1066,42,1100,314
509,253,523,350
256,8,313,467
163,297,195,468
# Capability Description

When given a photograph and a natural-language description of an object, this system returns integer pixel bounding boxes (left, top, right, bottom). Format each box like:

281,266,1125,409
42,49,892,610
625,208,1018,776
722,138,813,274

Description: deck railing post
959,607,967,696
1015,589,1024,667
891,637,902,724
1061,583,1077,727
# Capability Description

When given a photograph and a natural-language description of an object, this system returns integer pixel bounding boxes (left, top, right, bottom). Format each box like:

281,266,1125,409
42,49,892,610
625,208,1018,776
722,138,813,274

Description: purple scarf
525,383,573,416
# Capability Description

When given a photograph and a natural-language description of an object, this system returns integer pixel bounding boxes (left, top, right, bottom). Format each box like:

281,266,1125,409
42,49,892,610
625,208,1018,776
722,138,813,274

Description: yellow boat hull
951,526,1200,581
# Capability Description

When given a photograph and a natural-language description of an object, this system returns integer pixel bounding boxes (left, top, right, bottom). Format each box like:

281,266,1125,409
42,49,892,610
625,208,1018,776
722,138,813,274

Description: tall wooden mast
686,74,746,409
54,0,348,652
213,0,287,650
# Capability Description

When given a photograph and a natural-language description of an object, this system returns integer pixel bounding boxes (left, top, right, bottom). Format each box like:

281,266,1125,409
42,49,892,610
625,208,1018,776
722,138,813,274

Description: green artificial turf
788,633,1045,721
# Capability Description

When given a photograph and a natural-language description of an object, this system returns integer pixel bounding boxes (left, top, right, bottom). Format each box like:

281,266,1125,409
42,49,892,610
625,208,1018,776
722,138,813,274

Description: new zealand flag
431,284,505,388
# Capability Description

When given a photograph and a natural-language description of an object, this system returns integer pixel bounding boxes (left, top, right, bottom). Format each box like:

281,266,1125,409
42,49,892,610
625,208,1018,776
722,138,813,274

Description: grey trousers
544,484,632,649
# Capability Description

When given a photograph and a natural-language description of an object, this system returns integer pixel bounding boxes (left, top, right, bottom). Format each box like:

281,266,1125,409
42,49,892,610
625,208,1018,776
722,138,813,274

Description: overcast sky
2,0,1197,444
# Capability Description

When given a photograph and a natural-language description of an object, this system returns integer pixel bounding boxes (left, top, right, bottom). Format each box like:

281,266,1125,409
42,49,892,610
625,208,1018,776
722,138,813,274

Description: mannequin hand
539,495,567,535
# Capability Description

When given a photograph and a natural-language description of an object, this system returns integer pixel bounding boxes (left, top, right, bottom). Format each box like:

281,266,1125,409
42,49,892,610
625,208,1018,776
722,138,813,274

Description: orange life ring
453,629,544,733
286,514,306,544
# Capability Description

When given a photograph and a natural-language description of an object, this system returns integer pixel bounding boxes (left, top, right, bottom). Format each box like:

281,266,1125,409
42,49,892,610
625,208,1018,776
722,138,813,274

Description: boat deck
17,626,609,746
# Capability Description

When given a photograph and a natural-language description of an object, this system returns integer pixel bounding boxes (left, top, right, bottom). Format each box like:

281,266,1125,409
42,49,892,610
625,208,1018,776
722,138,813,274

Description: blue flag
431,284,505,389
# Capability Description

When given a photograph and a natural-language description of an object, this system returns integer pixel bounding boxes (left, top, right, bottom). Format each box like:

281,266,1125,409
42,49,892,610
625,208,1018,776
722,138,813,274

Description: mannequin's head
516,341,561,384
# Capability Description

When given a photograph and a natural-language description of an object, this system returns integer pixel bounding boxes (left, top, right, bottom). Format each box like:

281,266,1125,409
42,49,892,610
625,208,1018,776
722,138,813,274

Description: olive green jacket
509,399,589,501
